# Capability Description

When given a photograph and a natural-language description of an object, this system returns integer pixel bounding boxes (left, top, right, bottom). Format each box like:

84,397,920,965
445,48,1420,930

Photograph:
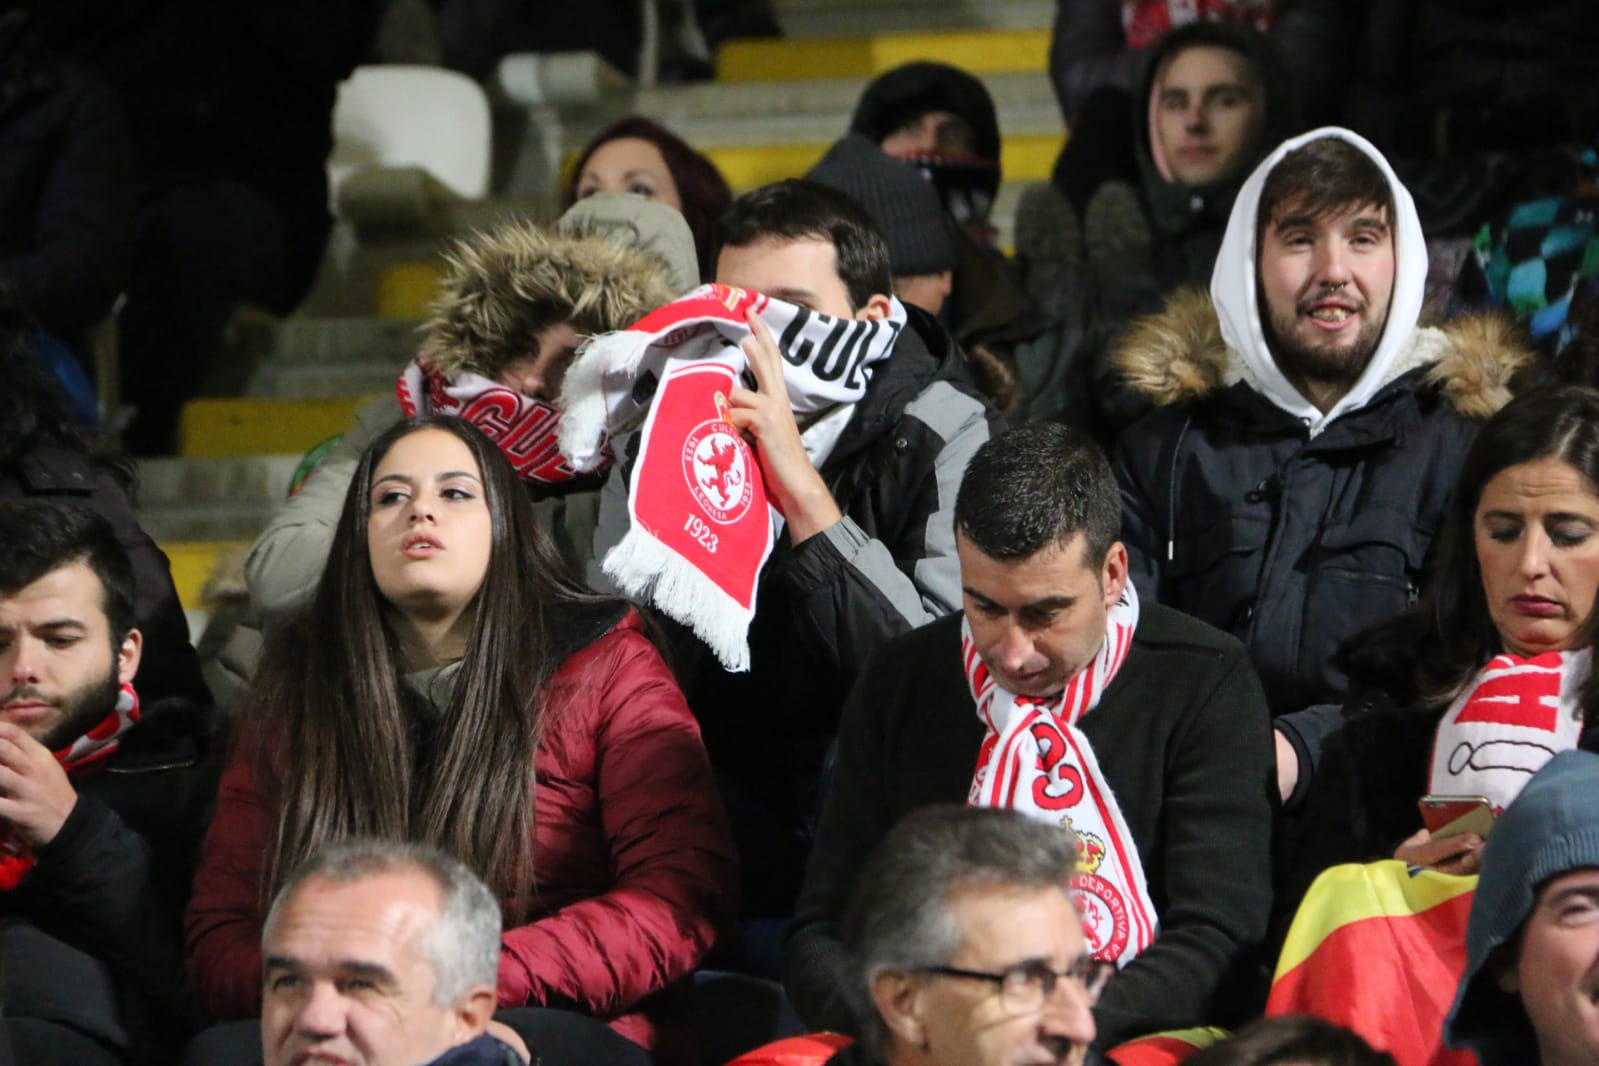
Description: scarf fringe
560,329,644,472
602,522,758,673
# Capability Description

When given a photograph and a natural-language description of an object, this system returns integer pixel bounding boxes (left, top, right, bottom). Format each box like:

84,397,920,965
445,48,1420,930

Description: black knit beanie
807,134,958,276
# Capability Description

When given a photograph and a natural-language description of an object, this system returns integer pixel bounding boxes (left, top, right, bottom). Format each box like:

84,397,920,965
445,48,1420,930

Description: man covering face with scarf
0,500,217,1065
576,179,1001,927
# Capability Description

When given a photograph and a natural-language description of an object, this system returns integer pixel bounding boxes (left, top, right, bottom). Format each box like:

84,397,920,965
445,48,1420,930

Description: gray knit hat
806,134,958,277
557,192,700,296
1447,748,1599,1062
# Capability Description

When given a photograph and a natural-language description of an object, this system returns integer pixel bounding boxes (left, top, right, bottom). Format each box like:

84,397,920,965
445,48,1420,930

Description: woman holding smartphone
1275,385,1599,885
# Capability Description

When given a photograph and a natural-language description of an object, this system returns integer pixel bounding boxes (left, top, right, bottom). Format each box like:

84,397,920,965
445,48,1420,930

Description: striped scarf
963,583,1157,966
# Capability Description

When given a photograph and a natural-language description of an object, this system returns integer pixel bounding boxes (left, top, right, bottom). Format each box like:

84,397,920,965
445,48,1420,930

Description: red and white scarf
0,683,141,890
397,359,609,487
1429,649,1590,813
964,583,1157,966
558,284,905,671
1122,0,1273,47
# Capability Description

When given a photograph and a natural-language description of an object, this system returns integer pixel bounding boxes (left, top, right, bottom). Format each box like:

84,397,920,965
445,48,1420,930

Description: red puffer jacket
184,611,737,1054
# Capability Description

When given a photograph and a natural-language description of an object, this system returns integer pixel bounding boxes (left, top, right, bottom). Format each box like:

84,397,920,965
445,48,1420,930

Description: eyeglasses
916,955,1116,1015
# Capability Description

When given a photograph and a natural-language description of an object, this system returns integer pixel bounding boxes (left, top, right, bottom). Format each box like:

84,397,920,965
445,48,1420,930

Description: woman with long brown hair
184,416,735,1062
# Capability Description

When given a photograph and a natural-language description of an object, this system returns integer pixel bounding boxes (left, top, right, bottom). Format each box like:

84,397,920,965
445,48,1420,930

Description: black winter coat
1112,292,1528,714
590,306,1001,914
784,605,1275,1048
0,698,218,1062
0,56,131,352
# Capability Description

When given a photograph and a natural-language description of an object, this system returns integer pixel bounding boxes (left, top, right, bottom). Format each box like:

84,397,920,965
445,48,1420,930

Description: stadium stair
142,4,1061,629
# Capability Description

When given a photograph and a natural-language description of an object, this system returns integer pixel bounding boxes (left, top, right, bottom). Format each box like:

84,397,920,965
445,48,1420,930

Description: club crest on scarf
558,284,906,672
397,359,609,487
962,584,1157,967
684,398,756,523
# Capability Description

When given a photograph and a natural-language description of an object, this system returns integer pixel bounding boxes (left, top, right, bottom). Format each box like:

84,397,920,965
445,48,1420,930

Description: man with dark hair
786,421,1273,1049
835,805,1100,1066
1111,127,1530,718
0,499,216,1065
591,177,999,926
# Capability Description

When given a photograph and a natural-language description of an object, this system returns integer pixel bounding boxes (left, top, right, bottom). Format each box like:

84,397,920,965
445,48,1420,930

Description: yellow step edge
179,397,377,459
702,132,1065,191
162,540,253,613
716,28,1050,82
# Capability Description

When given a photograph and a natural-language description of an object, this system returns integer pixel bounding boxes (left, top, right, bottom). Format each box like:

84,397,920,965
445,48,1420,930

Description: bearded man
0,500,217,1065
1110,127,1530,717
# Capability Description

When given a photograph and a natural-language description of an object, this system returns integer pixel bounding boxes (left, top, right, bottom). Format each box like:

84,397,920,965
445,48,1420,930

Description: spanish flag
1105,1027,1227,1065
1266,861,1477,1066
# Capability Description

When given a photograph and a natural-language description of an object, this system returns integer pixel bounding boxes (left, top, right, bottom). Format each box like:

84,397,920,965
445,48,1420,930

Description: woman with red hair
566,117,732,282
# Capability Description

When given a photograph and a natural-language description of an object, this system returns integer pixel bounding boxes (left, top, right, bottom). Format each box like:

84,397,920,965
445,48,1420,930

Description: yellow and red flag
1106,1027,1228,1065
1267,860,1477,1066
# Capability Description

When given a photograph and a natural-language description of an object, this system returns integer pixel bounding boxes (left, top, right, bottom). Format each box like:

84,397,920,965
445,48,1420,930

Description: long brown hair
1342,385,1599,718
249,416,612,905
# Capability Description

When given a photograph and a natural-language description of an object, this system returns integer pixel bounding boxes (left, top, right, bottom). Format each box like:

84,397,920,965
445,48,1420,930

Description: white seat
329,64,492,202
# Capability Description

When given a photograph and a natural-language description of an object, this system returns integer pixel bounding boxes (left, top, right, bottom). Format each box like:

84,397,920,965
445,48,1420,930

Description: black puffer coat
1113,290,1529,713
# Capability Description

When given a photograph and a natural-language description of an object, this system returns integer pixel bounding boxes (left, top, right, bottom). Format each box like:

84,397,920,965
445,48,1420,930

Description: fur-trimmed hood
418,219,680,380
1113,286,1532,420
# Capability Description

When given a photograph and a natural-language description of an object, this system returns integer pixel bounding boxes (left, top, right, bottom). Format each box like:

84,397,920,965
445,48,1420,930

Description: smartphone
1419,795,1496,840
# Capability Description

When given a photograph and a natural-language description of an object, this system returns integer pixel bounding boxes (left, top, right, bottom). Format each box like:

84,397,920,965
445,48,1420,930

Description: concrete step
136,454,304,542
179,397,373,459
774,0,1053,38
715,27,1049,82
242,316,423,365
248,360,401,399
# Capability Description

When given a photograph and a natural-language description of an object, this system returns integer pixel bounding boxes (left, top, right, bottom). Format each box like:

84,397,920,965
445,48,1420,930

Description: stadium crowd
1,0,1598,1064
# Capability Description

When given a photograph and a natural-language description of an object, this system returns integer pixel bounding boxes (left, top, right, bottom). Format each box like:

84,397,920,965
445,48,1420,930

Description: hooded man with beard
1111,128,1530,716
0,500,217,1065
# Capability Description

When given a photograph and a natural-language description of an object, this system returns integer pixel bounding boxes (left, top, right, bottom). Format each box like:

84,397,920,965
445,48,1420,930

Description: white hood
1209,126,1428,434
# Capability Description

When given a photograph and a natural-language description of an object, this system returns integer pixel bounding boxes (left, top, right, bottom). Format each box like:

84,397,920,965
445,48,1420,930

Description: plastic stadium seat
329,65,492,202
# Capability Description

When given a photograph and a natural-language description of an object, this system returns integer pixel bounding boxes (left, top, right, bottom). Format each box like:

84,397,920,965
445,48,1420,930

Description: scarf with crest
397,360,610,487
559,284,905,672
1429,649,1590,813
963,582,1157,966
0,683,141,890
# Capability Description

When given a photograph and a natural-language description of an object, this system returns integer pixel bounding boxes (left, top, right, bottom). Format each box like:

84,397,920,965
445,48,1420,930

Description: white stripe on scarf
558,284,906,473
1429,648,1590,813
963,582,1158,967
556,285,907,671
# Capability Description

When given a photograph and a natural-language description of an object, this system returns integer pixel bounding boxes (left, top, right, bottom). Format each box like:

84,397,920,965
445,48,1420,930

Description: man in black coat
1111,128,1529,715
0,500,216,1065
784,422,1274,1050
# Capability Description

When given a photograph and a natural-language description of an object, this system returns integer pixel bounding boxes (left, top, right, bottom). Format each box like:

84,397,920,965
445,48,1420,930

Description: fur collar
1111,288,1532,419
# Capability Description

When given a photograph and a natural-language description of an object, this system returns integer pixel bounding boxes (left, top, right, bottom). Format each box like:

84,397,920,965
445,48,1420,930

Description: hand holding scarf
559,284,906,671
0,684,141,890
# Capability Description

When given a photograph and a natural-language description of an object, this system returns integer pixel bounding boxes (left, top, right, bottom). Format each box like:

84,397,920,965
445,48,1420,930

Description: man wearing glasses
785,423,1274,1048
834,805,1105,1066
